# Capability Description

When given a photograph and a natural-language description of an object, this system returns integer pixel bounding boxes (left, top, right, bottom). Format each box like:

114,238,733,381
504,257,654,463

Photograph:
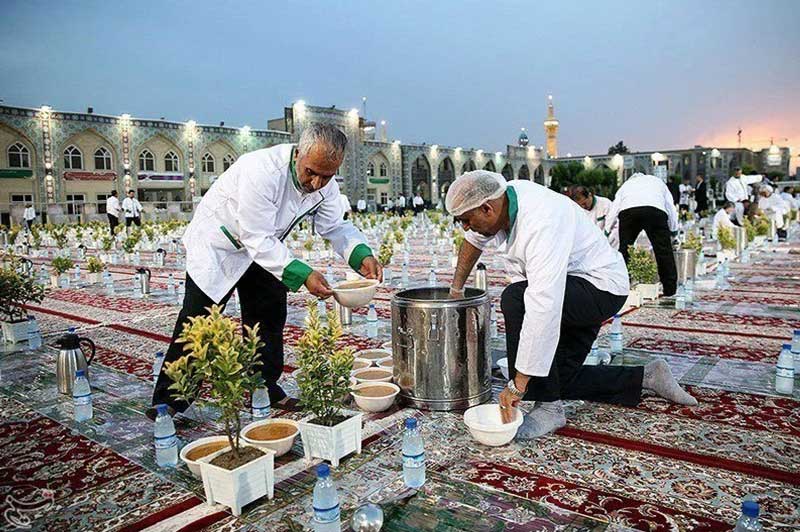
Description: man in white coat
150,124,382,419
23,204,36,231
725,167,762,225
413,193,424,213
396,194,406,214
758,185,789,239
106,190,121,236
604,173,680,296
712,202,736,240
567,185,618,249
446,171,696,439
339,193,352,220
121,189,143,228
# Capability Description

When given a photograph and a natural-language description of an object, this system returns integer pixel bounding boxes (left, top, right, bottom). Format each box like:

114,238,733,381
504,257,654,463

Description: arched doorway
501,163,514,180
411,155,431,202
483,160,496,172
437,157,455,200
518,164,530,180
533,165,544,184
460,159,476,175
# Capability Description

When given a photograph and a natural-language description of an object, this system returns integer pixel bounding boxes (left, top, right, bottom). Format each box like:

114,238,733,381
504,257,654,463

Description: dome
518,129,529,147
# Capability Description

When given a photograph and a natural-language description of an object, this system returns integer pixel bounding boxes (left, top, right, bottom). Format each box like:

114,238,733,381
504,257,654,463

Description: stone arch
483,160,496,172
437,156,456,199
135,133,184,174
367,151,392,205
519,164,530,180
533,164,544,184
411,154,431,201
460,159,476,175
501,163,514,180
0,123,37,170
58,128,118,172
198,138,238,177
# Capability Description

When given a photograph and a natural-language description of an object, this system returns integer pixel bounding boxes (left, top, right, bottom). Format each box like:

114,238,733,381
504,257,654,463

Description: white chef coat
413,195,424,207
396,195,406,208
385,199,394,211
356,199,366,212
584,195,618,250
725,175,762,203
183,143,371,303
758,194,788,229
106,195,121,217
465,180,629,377
605,173,679,234
679,184,692,205
122,197,142,218
23,207,36,221
339,194,352,213
712,208,735,240
779,192,797,210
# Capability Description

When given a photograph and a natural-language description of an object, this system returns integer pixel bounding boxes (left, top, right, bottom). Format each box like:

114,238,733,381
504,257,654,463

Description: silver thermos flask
474,263,487,292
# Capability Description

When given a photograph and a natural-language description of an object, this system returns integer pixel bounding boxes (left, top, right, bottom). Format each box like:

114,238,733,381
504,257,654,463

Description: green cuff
282,259,313,292
348,243,373,271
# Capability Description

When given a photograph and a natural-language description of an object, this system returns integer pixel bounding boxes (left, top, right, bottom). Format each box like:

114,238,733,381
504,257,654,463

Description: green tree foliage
549,162,619,197
607,141,629,155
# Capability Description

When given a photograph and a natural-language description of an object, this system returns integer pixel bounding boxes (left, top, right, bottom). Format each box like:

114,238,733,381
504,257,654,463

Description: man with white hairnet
446,171,697,439
758,184,789,239
725,167,762,225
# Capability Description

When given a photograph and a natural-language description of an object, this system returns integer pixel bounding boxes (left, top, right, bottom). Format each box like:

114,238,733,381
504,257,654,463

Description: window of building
63,145,83,170
380,191,388,204
8,142,30,168
367,162,375,176
10,194,33,204
139,149,155,172
223,154,235,171
379,163,387,177
96,193,109,214
366,188,376,202
94,147,112,170
65,193,86,215
201,153,215,173
164,151,179,172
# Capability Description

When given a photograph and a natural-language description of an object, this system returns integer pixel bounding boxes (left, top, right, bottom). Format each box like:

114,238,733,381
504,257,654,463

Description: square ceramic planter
624,289,642,308
718,249,736,261
298,411,363,467
91,272,102,284
636,283,660,301
2,320,29,344
198,444,275,517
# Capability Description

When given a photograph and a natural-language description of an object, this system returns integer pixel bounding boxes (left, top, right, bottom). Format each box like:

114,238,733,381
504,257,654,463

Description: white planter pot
624,289,642,308
199,444,275,517
2,320,29,344
719,249,737,261
50,274,60,289
298,411,363,467
637,283,660,301
92,272,102,284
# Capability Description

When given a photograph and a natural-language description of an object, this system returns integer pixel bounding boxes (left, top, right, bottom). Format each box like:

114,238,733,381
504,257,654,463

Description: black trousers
125,216,141,227
152,262,288,412
618,206,678,296
25,219,33,231
107,214,119,236
501,276,643,406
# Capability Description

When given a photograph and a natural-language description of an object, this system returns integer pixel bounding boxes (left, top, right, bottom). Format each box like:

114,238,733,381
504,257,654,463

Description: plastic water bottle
775,344,794,395
402,417,426,488
585,341,600,365
105,271,115,296
73,369,93,422
27,316,42,349
366,303,378,338
317,297,326,318
152,351,165,384
432,254,439,269
401,262,409,287
674,285,686,310
153,404,179,467
733,500,762,532
178,281,185,300
251,386,270,418
73,264,81,281
38,264,48,284
428,269,437,286
684,279,694,304
490,303,498,339
312,464,340,531
791,329,800,372
133,250,141,265
609,315,623,354
326,263,334,284
167,273,176,295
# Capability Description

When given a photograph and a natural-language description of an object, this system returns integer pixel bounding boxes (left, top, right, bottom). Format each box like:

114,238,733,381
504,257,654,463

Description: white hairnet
445,170,507,216
761,184,773,194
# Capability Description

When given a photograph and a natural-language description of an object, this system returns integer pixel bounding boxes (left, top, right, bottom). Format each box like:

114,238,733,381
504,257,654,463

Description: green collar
290,146,302,193
590,196,597,211
507,186,518,233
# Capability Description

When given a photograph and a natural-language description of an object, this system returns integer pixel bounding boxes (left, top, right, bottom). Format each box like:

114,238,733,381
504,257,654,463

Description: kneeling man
446,171,696,439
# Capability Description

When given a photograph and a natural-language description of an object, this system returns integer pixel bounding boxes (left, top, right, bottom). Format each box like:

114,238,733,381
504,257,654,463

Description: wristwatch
507,379,526,398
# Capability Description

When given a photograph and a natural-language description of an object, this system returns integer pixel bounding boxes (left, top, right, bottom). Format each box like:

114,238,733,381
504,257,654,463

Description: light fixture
495,151,502,157
241,125,251,135
651,152,666,162
611,153,623,169
710,148,720,158
349,108,359,116
186,120,197,129
40,105,52,113
380,120,386,126
45,162,52,170
393,139,401,144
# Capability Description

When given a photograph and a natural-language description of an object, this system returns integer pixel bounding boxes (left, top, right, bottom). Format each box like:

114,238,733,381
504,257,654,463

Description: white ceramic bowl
350,382,400,412
497,357,509,380
332,279,380,308
463,404,523,447
355,348,392,366
352,367,393,384
180,436,231,477
380,341,393,352
240,419,299,457
352,358,373,372
377,358,393,370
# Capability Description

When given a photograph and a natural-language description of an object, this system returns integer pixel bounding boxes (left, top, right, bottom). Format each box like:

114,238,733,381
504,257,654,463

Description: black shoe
146,404,177,421
268,384,287,404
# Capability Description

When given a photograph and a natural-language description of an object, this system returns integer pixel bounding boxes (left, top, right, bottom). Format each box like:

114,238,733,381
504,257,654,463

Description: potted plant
717,226,737,260
302,238,314,260
50,256,74,288
0,256,45,343
377,236,394,282
86,256,105,284
164,305,275,517
296,299,362,467
627,246,660,300
753,216,770,246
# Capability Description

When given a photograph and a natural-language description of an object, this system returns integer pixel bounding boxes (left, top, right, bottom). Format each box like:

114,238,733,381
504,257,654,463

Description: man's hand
498,388,521,424
449,286,465,299
359,256,383,282
304,270,333,298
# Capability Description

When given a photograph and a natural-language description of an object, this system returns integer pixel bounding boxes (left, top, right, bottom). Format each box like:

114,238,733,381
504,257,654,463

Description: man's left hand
498,387,521,424
359,256,383,282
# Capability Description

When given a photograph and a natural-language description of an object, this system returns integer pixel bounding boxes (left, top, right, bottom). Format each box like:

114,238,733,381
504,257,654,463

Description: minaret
543,95,559,158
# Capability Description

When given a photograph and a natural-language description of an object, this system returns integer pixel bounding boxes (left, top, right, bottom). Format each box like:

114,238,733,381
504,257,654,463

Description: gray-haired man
149,123,382,420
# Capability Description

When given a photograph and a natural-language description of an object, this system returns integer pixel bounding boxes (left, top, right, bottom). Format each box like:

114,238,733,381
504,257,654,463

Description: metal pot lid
393,287,486,303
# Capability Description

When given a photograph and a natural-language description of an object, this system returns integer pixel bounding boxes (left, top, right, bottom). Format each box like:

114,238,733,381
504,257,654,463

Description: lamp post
38,106,55,206
185,120,197,200
119,113,132,192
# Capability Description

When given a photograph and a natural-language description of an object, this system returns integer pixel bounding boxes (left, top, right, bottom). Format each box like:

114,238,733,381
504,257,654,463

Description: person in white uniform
678,177,693,214
567,186,618,249
604,173,680,296
106,190,121,236
150,124,382,419
396,194,406,214
121,190,143,228
339,193,352,220
23,204,36,231
725,167,762,225
712,202,736,240
413,193,424,213
758,185,789,239
446,171,696,439
356,198,366,213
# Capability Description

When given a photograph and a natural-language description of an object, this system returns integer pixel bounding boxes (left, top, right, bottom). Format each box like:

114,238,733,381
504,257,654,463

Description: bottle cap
795,329,800,335
156,351,164,357
28,315,35,321
68,327,76,333
405,417,418,429
75,369,85,377
782,344,792,350
316,463,330,478
742,500,759,518
155,404,168,415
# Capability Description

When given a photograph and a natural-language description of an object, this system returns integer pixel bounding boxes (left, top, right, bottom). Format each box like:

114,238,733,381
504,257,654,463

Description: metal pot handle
428,311,439,341
397,326,414,350
79,338,96,365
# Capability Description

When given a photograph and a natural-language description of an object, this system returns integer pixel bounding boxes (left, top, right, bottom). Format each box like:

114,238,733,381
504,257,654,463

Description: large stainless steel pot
674,249,697,285
391,287,491,411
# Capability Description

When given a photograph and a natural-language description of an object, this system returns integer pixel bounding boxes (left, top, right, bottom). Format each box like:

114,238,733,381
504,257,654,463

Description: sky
2,0,798,168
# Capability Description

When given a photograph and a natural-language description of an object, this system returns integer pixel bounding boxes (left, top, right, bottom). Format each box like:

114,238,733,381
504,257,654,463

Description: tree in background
608,141,630,155
549,163,619,198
